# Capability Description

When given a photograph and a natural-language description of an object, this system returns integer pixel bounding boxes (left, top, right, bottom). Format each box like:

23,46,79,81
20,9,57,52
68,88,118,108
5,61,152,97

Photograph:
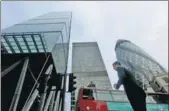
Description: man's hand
113,84,118,90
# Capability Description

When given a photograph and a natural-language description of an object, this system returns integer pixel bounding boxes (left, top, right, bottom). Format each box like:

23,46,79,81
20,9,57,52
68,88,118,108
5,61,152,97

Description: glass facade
1,12,72,74
71,42,112,110
115,39,167,89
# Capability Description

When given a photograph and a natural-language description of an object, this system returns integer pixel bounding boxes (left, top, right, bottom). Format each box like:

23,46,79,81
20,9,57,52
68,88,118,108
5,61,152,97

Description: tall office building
115,39,168,93
1,12,72,111
71,42,112,109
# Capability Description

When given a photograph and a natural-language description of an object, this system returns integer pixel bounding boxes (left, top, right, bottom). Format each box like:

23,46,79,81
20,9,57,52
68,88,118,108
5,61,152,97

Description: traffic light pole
61,73,67,111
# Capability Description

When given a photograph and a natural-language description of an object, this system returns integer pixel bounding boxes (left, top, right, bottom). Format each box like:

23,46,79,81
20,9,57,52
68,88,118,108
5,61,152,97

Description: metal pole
43,86,56,111
22,89,39,111
59,98,62,111
53,90,61,111
37,64,53,111
1,60,21,78
9,58,29,111
49,87,56,111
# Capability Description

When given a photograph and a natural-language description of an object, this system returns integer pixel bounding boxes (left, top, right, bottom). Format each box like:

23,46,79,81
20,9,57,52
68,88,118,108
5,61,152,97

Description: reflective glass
19,42,26,46
39,49,44,52
2,42,8,47
13,46,19,50
1,38,5,42
23,50,29,53
8,38,15,42
25,37,33,42
16,37,24,42
8,50,12,53
37,45,43,49
31,50,37,53
29,45,36,49
21,46,27,50
27,42,34,45
15,50,20,53
36,42,42,45
11,42,17,46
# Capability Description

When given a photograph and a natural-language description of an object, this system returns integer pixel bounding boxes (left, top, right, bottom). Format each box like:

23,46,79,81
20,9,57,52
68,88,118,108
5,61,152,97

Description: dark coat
116,66,147,111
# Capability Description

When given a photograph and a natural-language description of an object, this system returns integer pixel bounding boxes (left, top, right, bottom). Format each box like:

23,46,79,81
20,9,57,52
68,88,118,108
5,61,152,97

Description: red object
76,88,108,111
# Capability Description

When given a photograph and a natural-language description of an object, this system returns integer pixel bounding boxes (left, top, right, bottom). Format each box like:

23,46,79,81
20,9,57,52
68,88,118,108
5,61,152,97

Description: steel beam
37,64,53,111
49,88,56,111
9,58,29,111
31,34,39,53
22,34,31,53
22,89,39,111
12,35,23,53
43,86,56,111
53,90,61,111
1,60,21,78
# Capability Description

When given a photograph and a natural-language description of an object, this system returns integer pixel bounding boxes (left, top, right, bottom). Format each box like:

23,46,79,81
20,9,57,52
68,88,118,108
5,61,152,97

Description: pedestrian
88,81,96,88
112,61,147,111
87,81,96,100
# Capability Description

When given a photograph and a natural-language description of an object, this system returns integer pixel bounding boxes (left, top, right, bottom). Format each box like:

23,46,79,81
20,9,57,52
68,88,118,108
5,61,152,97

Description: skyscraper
1,12,72,111
71,42,112,109
115,39,168,93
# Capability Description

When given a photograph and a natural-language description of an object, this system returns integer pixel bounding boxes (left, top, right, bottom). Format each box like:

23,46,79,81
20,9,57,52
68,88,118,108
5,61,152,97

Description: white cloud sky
1,1,168,90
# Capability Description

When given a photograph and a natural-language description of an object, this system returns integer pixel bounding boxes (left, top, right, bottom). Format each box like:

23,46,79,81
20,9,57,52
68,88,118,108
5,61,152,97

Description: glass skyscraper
115,39,168,92
1,11,72,74
1,12,72,111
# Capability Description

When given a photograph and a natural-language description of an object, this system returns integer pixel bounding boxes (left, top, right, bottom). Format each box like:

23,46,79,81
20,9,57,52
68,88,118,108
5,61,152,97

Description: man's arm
116,67,126,89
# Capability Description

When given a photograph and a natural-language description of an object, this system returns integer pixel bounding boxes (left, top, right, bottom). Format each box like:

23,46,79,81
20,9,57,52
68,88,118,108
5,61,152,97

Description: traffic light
68,73,76,92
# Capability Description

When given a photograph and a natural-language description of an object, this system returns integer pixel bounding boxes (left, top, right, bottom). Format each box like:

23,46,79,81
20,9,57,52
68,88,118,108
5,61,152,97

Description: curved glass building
115,39,167,92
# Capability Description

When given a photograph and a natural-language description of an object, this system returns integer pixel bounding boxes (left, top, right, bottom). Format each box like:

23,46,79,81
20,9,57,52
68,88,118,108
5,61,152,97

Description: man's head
112,61,121,70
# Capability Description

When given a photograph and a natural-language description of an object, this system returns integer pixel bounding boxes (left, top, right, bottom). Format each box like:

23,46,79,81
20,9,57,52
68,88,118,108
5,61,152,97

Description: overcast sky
1,1,168,90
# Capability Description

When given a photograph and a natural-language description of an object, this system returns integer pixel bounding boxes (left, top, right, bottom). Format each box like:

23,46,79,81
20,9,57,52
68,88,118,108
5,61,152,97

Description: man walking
112,61,147,111
88,81,96,88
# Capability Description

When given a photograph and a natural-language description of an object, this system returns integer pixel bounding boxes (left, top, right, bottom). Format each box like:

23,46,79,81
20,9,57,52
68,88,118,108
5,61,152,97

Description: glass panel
8,50,12,53
6,47,10,50
21,46,27,50
29,45,36,49
36,42,42,45
11,42,17,46
96,90,113,101
6,48,11,53
34,36,40,41
23,50,29,53
27,42,34,45
15,50,20,53
8,38,15,42
16,37,24,42
1,38,5,42
25,37,33,42
31,50,37,53
13,46,19,50
37,45,43,49
39,49,44,52
2,42,8,47
20,42,26,46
